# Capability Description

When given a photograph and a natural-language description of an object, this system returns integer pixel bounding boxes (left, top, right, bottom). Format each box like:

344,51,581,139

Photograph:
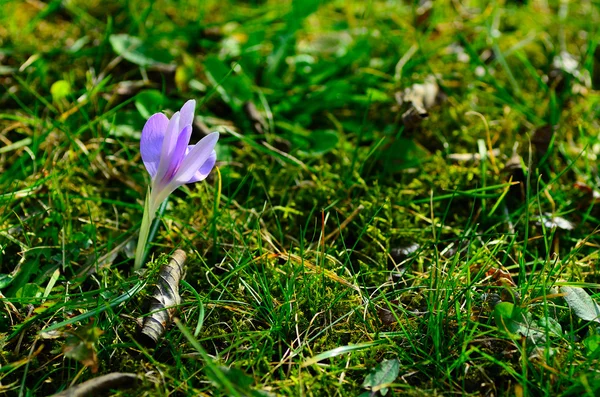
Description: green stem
134,188,155,271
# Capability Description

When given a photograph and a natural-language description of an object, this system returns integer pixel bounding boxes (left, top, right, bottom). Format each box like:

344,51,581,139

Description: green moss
2,0,600,395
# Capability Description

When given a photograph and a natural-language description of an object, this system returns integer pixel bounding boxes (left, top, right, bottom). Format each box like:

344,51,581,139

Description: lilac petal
140,113,169,177
154,112,180,183
173,132,219,184
151,149,216,211
165,125,192,180
178,99,196,131
187,150,217,183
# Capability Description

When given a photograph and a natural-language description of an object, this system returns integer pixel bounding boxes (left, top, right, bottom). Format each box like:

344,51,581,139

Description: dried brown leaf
139,249,186,346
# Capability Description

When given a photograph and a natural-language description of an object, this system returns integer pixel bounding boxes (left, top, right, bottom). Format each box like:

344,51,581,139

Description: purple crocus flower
134,99,218,270
140,99,219,214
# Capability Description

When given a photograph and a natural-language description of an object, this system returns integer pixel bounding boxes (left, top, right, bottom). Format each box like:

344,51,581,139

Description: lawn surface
2,0,600,396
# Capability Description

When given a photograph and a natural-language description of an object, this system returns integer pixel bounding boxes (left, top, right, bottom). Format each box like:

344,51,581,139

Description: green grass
2,0,600,395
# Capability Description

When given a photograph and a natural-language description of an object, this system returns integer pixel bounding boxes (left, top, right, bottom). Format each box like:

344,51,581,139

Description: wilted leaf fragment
140,250,186,346
535,213,575,230
561,286,600,323
362,359,400,396
486,267,520,302
62,325,104,373
396,76,440,114
50,373,140,397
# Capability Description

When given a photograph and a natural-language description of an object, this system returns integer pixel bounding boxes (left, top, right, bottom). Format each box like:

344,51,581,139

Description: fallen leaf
362,359,400,396
561,286,600,323
140,250,186,346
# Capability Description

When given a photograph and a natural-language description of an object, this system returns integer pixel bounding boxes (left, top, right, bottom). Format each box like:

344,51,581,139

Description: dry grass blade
139,249,186,346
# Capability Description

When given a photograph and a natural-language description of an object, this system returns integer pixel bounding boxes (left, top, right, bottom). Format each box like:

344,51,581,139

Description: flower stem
134,188,154,271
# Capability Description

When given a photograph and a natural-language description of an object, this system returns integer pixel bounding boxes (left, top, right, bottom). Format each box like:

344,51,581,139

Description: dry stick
139,249,186,346
323,204,364,244
50,373,141,397
308,204,364,251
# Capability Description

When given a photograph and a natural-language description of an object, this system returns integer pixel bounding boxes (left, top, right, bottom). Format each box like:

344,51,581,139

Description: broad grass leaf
362,359,400,396
103,110,145,139
15,283,43,299
561,286,600,323
306,129,338,155
203,56,253,110
583,334,600,357
291,0,322,27
135,90,166,119
494,302,546,343
109,34,172,67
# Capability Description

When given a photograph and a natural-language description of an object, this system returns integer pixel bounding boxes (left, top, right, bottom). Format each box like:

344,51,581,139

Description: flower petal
150,149,216,212
154,112,180,183
140,113,169,177
173,132,219,184
187,150,217,183
165,125,193,179
179,99,196,131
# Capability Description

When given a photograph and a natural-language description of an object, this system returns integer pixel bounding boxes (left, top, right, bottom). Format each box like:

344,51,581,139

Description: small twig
50,373,141,397
322,204,364,246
